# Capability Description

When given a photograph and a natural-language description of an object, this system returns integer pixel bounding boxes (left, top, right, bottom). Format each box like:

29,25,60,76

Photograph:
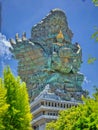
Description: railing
31,115,58,125
31,105,65,114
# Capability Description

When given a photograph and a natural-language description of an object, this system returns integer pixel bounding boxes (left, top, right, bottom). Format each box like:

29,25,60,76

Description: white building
30,85,81,130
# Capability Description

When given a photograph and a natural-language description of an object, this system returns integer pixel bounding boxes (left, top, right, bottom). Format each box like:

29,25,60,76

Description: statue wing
10,39,47,97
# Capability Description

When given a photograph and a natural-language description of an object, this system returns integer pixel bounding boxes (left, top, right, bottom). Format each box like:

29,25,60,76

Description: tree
92,0,98,41
0,78,9,130
46,90,98,130
87,0,98,64
92,0,98,6
0,67,32,130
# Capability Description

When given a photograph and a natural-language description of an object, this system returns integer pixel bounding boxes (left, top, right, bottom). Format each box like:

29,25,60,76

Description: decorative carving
56,30,64,42
22,32,27,41
15,33,22,42
9,39,16,45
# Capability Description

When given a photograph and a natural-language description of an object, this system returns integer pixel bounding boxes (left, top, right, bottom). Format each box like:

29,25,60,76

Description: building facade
30,85,80,130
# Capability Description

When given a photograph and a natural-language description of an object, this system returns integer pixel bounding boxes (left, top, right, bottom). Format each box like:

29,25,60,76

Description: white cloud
0,33,12,59
0,33,11,47
84,76,91,84
0,33,18,76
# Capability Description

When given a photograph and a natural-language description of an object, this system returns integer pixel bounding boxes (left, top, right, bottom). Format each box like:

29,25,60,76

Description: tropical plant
46,89,98,130
0,67,32,130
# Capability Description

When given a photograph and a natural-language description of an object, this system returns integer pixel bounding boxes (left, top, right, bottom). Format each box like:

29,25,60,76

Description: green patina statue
10,9,85,102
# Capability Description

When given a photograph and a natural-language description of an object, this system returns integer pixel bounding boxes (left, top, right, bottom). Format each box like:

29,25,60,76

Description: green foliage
0,67,32,130
46,91,98,130
92,0,98,6
91,28,98,42
0,78,9,130
88,28,98,64
89,1,98,64
87,56,96,64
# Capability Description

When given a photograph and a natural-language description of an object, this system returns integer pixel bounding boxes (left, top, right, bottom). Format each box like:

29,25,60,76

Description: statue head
56,30,64,42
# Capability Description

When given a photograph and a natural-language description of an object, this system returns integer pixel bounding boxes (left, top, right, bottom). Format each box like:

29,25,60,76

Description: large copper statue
10,9,85,102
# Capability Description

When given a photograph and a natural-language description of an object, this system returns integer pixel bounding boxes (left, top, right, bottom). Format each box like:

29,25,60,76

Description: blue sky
0,0,98,95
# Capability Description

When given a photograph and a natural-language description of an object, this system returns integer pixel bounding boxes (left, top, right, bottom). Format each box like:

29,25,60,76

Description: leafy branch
92,0,98,6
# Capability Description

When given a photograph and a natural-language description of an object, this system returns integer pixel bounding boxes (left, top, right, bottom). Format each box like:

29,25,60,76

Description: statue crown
56,30,64,39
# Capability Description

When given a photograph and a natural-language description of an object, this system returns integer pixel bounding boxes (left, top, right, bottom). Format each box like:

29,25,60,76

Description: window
41,102,44,105
48,102,50,106
61,103,62,108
